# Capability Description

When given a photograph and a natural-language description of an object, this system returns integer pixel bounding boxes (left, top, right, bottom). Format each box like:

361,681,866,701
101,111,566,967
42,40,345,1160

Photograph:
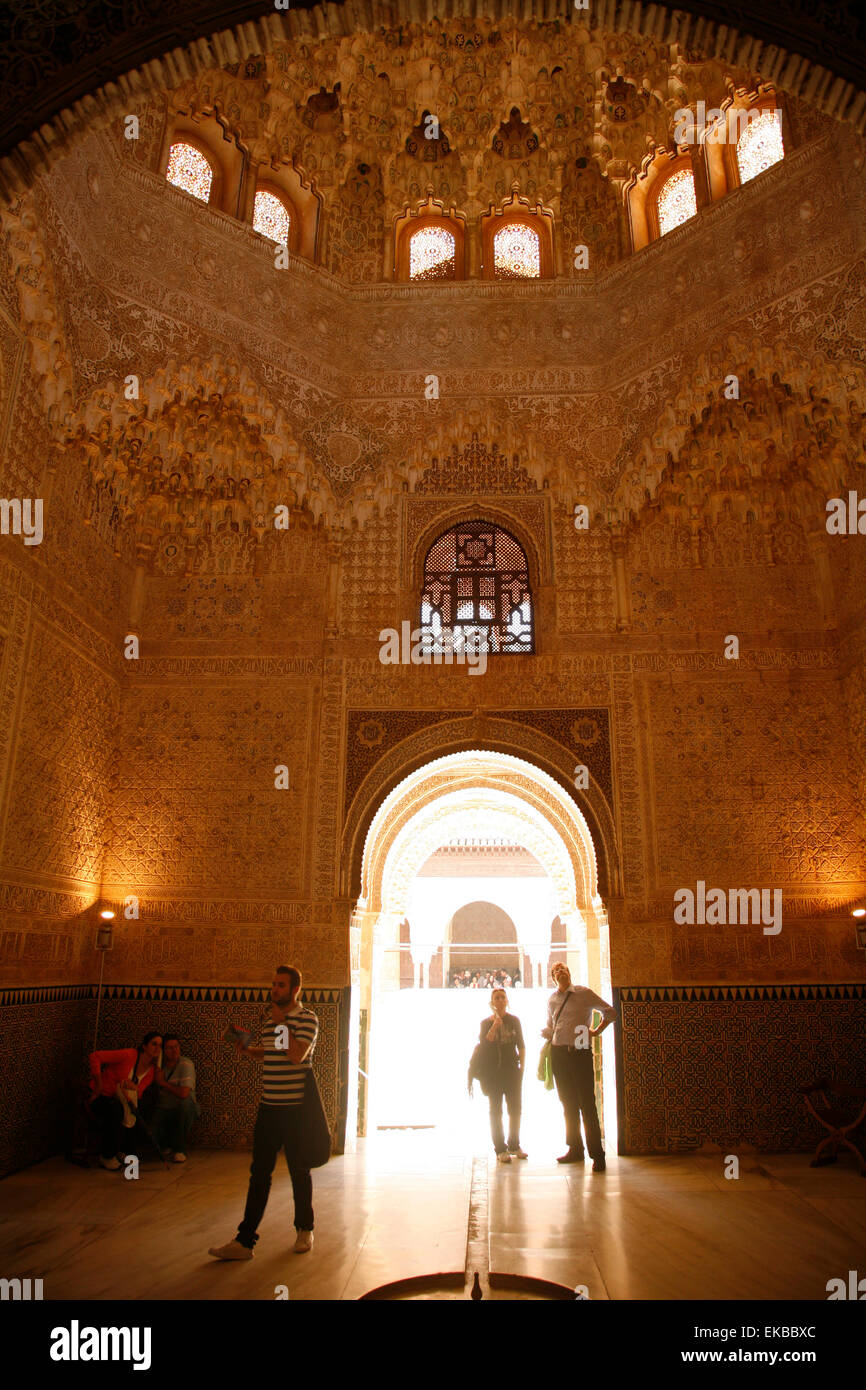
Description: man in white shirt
151,1034,199,1163
541,962,616,1171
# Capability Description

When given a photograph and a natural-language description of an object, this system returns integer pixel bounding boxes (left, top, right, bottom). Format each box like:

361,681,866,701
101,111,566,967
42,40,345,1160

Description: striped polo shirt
260,1004,319,1106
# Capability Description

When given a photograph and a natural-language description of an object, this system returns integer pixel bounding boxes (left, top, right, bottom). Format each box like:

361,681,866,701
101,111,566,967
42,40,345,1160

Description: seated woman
479,989,526,1164
88,1031,162,1170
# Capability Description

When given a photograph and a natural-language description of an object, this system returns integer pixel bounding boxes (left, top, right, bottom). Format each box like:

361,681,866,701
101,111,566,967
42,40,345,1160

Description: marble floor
0,1132,863,1301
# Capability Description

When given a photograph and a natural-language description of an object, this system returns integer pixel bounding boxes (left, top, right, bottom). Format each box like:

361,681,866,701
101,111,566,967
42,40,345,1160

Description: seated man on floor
88,1032,162,1170
151,1033,200,1163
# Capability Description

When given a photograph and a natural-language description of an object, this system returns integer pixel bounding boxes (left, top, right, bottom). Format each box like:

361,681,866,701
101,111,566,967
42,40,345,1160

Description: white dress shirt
547,985,615,1046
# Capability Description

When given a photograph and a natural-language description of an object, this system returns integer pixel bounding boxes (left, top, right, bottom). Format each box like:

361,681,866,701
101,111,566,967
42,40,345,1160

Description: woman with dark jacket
479,988,526,1164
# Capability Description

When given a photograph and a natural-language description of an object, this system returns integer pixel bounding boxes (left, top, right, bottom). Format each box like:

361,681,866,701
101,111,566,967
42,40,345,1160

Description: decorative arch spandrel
340,720,621,908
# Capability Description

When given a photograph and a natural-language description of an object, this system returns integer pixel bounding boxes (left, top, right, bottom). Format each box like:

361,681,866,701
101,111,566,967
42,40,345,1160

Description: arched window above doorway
420,520,534,654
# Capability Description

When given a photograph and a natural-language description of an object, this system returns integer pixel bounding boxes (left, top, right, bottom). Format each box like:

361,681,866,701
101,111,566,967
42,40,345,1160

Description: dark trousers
151,1097,200,1153
237,1103,313,1248
550,1045,604,1159
90,1095,158,1160
488,1072,522,1154
90,1094,123,1159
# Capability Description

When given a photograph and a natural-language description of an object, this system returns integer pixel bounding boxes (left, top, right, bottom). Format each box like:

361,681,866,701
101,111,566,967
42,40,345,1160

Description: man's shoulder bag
297,1068,332,1168
537,992,571,1091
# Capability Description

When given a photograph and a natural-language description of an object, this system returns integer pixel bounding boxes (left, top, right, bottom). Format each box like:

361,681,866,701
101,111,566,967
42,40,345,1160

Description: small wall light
93,908,116,1046
97,909,115,950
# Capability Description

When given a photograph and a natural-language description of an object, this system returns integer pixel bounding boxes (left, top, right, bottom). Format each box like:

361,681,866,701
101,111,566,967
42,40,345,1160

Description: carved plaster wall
0,14,864,1168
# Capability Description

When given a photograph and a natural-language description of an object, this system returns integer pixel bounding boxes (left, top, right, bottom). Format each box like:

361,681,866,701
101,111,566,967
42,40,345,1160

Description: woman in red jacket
88,1032,162,1169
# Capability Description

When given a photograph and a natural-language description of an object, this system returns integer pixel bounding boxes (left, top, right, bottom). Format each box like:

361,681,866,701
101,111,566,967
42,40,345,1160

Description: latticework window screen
165,143,213,202
420,521,534,653
410,226,456,280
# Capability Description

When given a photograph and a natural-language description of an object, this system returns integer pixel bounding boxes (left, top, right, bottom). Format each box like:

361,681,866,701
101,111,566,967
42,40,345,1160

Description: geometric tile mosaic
0,985,348,1176
616,984,866,1154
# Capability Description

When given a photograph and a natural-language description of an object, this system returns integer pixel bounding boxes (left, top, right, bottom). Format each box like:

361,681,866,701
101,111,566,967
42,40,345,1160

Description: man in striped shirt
209,965,319,1260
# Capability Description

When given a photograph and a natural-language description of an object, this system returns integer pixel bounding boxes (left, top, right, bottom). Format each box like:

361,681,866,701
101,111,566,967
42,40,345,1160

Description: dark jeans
487,1071,522,1154
90,1095,159,1160
550,1045,604,1160
151,1098,200,1153
237,1103,313,1248
90,1094,123,1159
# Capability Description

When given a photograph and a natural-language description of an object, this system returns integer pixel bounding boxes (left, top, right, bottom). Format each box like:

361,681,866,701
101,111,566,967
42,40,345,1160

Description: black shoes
556,1150,606,1170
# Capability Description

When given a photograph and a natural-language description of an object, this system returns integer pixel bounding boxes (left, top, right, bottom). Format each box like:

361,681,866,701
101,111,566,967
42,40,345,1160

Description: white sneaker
99,1155,120,1170
172,1152,187,1163
496,1152,511,1164
208,1239,253,1261
293,1230,314,1253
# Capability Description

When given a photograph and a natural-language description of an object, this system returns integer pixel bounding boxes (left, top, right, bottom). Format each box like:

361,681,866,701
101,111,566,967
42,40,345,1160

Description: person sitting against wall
150,1033,200,1163
88,1031,162,1170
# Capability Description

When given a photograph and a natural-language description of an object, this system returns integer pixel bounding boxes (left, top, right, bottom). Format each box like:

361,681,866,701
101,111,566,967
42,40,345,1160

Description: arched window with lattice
165,142,214,202
409,225,456,280
420,521,534,654
736,109,784,185
656,165,697,236
253,189,292,244
492,222,541,279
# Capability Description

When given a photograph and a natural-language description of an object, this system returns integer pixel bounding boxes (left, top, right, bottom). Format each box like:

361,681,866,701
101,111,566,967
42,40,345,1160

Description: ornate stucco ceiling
1,11,865,562
1,0,865,180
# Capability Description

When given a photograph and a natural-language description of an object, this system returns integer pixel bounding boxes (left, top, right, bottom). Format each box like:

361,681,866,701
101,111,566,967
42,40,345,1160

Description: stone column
562,908,588,988
238,156,258,225
467,219,482,278
344,905,368,1149
383,223,395,281
808,530,837,630
129,562,147,630
324,532,344,639
688,145,711,210
611,534,631,632
364,912,391,1134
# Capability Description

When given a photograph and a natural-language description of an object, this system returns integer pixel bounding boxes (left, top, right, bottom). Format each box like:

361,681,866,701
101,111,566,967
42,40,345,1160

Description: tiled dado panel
615,984,866,1154
0,984,350,1177
95,985,349,1154
0,986,95,1178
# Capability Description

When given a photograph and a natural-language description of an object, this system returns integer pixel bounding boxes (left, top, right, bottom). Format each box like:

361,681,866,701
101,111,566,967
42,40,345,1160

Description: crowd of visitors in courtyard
448,967,522,989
